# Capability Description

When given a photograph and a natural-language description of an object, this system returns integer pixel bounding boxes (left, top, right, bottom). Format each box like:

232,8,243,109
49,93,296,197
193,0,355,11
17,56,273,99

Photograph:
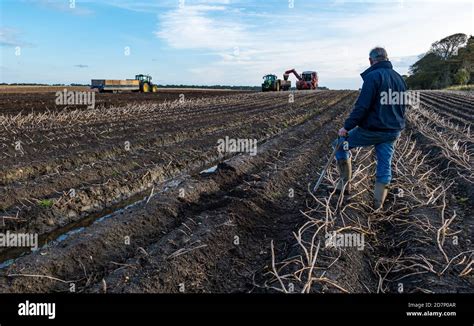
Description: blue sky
0,0,473,89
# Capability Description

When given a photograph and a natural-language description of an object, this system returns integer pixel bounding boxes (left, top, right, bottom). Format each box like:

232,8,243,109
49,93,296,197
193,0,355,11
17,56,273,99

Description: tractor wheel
152,85,158,93
142,83,150,93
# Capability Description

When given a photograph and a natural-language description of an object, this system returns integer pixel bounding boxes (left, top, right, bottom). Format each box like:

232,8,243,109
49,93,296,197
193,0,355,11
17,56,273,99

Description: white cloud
154,0,473,88
155,4,244,50
26,0,94,15
0,28,33,47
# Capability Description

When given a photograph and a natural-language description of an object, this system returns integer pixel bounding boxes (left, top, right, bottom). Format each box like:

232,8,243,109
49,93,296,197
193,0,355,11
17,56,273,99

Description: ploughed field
0,87,252,115
0,89,472,293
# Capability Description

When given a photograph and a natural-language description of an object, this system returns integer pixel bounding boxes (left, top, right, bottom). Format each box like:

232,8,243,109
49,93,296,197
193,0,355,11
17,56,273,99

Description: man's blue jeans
333,127,400,184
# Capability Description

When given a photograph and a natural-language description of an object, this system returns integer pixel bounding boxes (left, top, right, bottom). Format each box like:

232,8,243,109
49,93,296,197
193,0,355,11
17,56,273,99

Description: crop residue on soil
0,90,472,293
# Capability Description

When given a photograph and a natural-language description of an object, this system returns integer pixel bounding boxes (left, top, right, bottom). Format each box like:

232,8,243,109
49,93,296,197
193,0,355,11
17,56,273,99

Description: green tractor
262,74,291,92
262,74,280,92
135,74,158,93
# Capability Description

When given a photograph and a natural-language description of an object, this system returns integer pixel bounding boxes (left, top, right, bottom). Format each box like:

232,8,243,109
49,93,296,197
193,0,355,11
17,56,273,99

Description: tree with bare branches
430,33,468,60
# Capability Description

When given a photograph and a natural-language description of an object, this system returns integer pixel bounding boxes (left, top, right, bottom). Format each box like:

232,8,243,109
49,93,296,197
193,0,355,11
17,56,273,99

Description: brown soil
0,90,472,294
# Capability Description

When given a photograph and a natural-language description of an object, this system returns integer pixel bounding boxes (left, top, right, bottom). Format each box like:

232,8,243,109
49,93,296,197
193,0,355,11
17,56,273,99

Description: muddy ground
0,87,252,114
0,89,472,293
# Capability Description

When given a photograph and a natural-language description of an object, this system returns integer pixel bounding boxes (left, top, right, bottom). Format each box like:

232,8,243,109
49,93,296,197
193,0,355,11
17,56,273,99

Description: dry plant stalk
268,128,472,293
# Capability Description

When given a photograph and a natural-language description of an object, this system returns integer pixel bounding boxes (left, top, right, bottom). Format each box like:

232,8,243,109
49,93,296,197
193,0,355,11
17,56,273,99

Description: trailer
90,75,158,93
91,79,140,93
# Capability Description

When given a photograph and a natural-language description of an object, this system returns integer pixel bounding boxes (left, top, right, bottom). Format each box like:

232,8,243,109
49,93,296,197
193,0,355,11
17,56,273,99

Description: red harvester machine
283,69,318,90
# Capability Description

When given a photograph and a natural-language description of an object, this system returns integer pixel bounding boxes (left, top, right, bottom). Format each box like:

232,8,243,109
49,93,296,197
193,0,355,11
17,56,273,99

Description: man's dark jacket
344,60,407,132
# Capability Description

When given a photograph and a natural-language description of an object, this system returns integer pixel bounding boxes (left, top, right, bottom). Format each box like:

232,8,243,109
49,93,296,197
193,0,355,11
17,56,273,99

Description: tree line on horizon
405,33,473,89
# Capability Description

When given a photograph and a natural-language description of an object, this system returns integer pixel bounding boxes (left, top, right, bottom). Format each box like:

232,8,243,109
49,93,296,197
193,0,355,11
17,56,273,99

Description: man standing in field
336,47,407,210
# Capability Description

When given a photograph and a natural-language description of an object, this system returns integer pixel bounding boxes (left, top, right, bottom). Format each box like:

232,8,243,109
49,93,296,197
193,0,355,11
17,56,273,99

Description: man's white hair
369,47,388,62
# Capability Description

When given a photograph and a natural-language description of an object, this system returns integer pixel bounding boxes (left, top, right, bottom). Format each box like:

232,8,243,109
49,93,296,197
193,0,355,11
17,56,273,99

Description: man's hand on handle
338,127,348,137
